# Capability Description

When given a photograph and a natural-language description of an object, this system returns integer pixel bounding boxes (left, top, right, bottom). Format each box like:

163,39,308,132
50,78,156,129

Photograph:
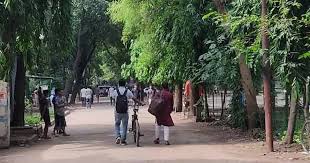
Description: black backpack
116,88,129,113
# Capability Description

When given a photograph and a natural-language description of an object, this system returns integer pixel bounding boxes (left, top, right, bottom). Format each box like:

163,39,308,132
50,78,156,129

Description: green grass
25,108,55,126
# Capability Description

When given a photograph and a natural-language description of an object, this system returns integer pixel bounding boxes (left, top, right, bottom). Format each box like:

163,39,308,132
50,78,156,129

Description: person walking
153,83,174,145
80,87,86,107
146,85,155,105
112,79,142,145
109,86,115,105
38,88,52,139
85,86,93,109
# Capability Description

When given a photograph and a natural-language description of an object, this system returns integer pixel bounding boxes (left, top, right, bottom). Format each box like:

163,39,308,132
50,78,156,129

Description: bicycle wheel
301,121,310,153
135,119,140,147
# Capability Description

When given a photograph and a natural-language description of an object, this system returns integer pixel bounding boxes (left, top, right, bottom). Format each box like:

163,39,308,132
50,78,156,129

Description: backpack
148,91,164,116
116,88,129,113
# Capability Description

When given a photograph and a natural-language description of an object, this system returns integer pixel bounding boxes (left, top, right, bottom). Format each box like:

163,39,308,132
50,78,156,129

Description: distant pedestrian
34,89,39,107
50,87,55,107
146,85,156,105
52,89,58,136
109,86,115,106
39,88,51,139
80,87,86,107
54,89,70,136
153,83,174,145
85,87,93,109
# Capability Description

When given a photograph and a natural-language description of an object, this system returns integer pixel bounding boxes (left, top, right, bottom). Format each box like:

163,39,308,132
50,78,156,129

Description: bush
273,108,304,143
228,90,247,129
25,114,41,126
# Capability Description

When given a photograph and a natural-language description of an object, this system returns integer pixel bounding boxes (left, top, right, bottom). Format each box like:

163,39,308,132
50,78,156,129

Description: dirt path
0,102,309,163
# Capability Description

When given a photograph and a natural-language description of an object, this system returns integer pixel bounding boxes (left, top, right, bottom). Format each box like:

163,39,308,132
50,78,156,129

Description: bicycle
130,103,144,147
301,118,310,153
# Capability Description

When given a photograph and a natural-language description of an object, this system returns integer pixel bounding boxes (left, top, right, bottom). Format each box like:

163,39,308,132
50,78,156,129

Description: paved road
0,102,307,163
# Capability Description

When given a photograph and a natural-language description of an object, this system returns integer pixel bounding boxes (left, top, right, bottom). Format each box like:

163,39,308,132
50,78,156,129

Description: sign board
0,81,9,148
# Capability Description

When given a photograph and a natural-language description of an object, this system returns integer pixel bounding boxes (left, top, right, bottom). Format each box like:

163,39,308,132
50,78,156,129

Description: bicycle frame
130,104,143,146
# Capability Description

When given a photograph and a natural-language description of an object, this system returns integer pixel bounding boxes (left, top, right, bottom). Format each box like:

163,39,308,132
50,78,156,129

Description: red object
148,93,164,116
199,85,205,96
184,80,191,97
156,89,174,126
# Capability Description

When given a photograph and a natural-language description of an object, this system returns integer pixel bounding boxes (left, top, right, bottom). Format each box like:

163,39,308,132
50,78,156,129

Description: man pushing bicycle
112,79,143,146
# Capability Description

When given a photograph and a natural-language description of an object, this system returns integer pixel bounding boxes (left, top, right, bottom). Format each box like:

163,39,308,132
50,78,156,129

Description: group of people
112,80,174,146
80,87,93,109
38,87,69,139
38,80,174,146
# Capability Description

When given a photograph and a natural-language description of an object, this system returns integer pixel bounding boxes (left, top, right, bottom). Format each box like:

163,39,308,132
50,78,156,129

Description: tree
64,0,127,104
261,0,273,152
1,0,72,126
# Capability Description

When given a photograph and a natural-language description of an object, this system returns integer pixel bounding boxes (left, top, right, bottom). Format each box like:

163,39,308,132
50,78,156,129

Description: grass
25,107,55,126
273,108,304,144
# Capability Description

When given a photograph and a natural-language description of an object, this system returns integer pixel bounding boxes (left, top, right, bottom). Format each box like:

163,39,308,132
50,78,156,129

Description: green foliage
229,90,247,129
71,0,128,86
273,109,305,143
109,0,209,84
25,114,41,126
0,0,74,82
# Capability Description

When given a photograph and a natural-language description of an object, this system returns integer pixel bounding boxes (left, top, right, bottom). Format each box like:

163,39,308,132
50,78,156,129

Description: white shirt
85,88,93,99
109,87,115,97
81,88,86,98
112,87,134,100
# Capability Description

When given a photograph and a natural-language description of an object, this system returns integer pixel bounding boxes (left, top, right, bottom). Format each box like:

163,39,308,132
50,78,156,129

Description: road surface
0,102,308,163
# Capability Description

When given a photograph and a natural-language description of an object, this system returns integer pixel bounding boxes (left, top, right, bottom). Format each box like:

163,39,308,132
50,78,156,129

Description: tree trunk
212,90,215,117
2,14,18,122
304,77,309,119
67,21,96,104
212,0,226,14
239,54,259,129
285,86,298,144
11,54,26,126
174,83,183,112
64,72,74,102
271,75,276,110
221,89,227,119
189,82,199,116
70,77,82,104
262,0,273,152
284,85,290,123
204,84,210,118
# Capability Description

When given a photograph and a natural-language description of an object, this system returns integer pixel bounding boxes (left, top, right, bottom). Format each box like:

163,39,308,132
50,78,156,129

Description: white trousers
155,124,170,141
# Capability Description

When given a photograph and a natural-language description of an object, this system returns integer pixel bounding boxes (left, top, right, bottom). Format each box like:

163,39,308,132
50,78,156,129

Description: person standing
52,89,59,136
38,88,51,139
109,86,115,106
85,86,93,109
112,79,142,145
80,87,86,107
50,87,55,107
154,83,174,145
54,89,70,136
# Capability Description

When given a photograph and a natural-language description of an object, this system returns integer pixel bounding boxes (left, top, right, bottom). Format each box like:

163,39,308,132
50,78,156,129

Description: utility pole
261,0,274,152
